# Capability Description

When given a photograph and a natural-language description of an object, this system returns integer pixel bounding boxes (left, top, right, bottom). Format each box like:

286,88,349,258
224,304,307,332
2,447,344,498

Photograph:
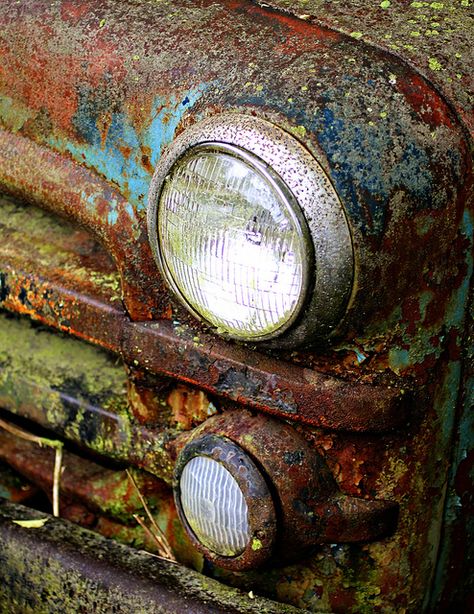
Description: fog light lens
157,143,311,340
180,456,249,556
174,434,276,568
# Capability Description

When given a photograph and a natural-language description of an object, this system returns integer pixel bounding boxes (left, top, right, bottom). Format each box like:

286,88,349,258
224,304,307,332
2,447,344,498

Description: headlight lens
157,143,311,340
180,456,249,556
174,434,276,568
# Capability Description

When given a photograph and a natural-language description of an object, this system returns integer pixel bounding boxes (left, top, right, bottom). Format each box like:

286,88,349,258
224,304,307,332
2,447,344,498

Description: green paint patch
350,31,363,39
251,538,263,551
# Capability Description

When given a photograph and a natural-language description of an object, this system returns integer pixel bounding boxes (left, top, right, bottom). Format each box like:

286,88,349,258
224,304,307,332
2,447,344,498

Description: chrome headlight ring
148,113,354,347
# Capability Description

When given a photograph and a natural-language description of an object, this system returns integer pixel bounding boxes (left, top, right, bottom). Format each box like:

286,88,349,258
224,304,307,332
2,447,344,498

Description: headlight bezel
173,434,277,570
148,113,354,347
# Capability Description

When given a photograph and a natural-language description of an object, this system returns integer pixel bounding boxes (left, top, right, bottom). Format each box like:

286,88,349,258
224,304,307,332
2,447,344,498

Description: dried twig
127,469,175,561
0,416,64,517
137,548,179,564
52,444,63,517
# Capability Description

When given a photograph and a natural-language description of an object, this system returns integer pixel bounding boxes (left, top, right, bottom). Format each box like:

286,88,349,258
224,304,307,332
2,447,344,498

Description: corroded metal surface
429,281,474,612
0,131,164,322
0,1,471,612
177,411,398,570
123,320,407,432
0,462,38,504
0,193,125,350
0,312,177,481
0,0,470,353
1,307,465,610
0,197,406,432
255,0,474,136
0,427,192,559
0,429,166,522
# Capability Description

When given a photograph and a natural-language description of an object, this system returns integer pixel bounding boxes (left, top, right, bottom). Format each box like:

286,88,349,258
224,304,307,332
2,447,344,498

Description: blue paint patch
436,361,462,442
445,211,473,328
107,198,119,226
354,349,367,364
84,192,100,216
142,87,209,169
462,208,473,238
50,82,210,214
235,84,440,236
388,348,410,374
314,106,433,234
125,203,135,220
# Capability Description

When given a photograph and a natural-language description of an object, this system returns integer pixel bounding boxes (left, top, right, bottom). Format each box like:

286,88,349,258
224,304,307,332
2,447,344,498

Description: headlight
174,434,276,569
148,114,353,346
180,455,250,556
156,143,311,340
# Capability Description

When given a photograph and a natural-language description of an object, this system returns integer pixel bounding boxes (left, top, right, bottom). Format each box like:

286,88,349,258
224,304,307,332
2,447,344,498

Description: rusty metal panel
0,0,471,612
0,427,197,565
429,282,474,612
0,193,125,350
0,197,406,432
0,311,180,481
0,0,470,343
253,0,473,137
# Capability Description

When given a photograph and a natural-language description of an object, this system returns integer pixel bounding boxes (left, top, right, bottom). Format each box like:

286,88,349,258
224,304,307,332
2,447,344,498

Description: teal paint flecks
388,348,410,375
353,348,367,364
445,210,474,328
49,85,210,217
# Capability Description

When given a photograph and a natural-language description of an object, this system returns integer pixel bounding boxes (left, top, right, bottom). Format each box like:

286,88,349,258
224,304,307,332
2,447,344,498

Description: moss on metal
255,0,473,135
0,311,176,482
0,195,121,302
0,501,300,614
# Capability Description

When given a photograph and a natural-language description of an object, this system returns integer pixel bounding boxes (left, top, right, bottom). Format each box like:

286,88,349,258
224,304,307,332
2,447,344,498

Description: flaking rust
0,1,471,612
